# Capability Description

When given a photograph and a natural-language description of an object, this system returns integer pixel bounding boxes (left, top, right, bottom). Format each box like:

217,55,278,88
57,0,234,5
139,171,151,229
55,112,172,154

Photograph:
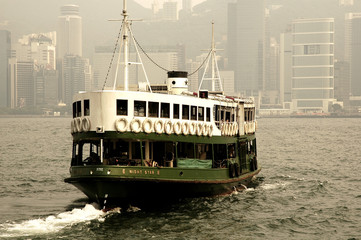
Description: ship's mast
110,0,151,91
198,22,223,92
122,0,129,91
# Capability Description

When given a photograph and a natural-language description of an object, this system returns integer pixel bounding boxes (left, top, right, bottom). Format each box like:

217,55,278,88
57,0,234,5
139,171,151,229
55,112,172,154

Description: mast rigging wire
102,23,122,90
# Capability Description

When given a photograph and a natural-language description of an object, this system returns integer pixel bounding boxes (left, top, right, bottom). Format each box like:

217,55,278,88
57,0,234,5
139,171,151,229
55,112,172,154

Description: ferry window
191,106,197,120
214,144,227,168
131,142,142,160
228,144,236,158
117,99,128,116
226,111,231,122
148,102,159,117
84,100,90,116
206,107,211,122
198,107,204,121
244,109,248,121
177,142,194,158
72,102,76,118
76,101,81,117
134,101,146,117
161,103,170,118
182,105,189,120
196,144,212,160
214,105,220,121
173,104,180,119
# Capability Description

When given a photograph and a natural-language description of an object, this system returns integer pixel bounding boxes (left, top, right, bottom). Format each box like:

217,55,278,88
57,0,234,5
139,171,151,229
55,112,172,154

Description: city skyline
1,0,361,115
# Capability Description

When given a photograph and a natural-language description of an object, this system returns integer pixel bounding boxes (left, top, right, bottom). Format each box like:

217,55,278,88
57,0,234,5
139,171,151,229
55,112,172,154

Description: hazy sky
134,0,206,9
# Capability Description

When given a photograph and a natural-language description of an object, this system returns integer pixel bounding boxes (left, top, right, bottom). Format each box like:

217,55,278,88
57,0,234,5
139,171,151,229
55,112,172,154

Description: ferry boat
64,1,260,208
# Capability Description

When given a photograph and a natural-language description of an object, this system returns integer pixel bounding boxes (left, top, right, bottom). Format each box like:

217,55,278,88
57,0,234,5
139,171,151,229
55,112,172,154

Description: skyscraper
0,30,11,107
291,18,335,113
345,13,361,96
227,0,265,96
57,5,82,58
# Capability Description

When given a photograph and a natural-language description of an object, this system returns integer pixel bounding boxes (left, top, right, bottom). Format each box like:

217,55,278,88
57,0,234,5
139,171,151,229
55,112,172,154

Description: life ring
233,123,239,135
181,121,189,135
189,122,196,135
154,119,164,134
229,163,236,178
115,118,128,132
202,124,208,136
208,125,213,137
173,121,182,135
82,117,91,132
164,120,173,135
76,117,82,132
244,124,248,134
221,122,226,135
196,123,203,136
225,123,230,136
70,120,75,133
142,118,153,134
130,118,142,133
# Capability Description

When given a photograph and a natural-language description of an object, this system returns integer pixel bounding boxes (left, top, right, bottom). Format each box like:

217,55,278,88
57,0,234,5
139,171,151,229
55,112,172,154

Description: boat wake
0,204,120,238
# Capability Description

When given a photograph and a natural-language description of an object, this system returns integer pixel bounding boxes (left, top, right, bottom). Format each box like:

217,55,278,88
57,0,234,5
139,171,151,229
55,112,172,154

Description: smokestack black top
167,71,188,78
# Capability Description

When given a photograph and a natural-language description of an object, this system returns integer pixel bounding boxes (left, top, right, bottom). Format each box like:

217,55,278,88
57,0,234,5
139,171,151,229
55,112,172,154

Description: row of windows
73,100,90,118
117,100,212,122
293,44,333,55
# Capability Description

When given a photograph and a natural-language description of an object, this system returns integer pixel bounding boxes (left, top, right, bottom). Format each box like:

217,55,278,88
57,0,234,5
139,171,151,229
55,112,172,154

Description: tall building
345,13,361,96
163,1,178,21
0,30,11,107
57,5,82,58
280,30,292,107
292,18,335,113
227,0,265,96
62,55,90,105
8,59,35,108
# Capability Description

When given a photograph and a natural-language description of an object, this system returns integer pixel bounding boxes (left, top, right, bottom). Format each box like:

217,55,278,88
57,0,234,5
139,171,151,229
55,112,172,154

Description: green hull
65,165,261,207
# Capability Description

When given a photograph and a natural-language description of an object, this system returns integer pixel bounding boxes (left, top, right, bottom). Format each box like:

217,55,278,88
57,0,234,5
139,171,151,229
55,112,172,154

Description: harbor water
0,117,360,239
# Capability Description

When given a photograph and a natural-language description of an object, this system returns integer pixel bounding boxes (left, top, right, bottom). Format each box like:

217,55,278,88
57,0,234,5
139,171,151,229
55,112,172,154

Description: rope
102,24,122,90
189,49,212,76
132,33,170,72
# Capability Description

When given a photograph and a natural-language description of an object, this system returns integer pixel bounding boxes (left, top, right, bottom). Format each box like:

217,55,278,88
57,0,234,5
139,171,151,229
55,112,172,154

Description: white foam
261,182,290,190
0,204,108,238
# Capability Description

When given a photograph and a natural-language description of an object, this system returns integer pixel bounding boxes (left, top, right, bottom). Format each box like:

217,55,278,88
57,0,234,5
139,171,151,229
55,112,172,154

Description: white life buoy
82,117,91,132
70,120,75,134
182,121,189,135
164,120,173,135
202,124,208,136
220,122,225,135
196,123,203,136
142,118,153,134
189,122,196,135
115,118,128,132
76,118,82,132
154,119,164,134
130,118,142,133
173,121,182,135
208,125,213,137
233,122,239,135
